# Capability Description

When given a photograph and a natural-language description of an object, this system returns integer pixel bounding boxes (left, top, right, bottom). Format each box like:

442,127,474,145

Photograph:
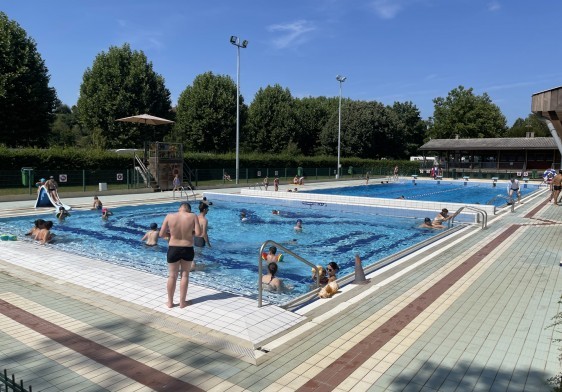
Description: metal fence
0,166,398,195
1,369,32,392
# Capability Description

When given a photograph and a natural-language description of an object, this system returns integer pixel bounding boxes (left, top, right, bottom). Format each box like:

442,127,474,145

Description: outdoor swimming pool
305,180,539,206
0,199,439,305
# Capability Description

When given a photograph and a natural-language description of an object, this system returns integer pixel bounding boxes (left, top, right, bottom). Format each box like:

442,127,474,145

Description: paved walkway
0,181,561,391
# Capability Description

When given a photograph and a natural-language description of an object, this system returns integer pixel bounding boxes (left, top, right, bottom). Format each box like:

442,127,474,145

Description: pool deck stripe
0,298,204,392
296,224,522,391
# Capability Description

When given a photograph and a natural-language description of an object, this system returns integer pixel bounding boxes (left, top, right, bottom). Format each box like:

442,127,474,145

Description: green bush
0,147,420,174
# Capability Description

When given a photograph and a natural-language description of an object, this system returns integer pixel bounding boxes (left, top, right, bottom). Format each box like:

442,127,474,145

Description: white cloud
370,0,404,19
267,20,316,49
488,1,501,11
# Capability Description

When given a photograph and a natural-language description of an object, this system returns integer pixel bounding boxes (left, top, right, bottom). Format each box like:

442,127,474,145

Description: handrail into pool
250,183,263,190
173,186,196,200
450,206,488,229
258,240,319,308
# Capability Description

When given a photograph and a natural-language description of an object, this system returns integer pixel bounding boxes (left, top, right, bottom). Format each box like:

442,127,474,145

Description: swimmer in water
294,219,303,231
141,223,159,246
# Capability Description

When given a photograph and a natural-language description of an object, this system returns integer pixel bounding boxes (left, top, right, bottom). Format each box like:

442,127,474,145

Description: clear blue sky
4,0,562,126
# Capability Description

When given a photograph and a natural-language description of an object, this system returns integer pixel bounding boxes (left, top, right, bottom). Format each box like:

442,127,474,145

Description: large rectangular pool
0,197,441,305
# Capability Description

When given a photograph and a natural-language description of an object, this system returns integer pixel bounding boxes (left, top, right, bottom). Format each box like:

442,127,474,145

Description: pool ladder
172,186,196,200
257,240,321,308
450,206,488,229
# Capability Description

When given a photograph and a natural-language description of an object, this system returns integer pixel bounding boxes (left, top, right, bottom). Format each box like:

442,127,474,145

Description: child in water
56,206,70,221
141,223,159,246
101,208,113,220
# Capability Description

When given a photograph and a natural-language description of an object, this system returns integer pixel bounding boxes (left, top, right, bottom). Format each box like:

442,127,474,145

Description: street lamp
230,36,248,185
336,75,347,179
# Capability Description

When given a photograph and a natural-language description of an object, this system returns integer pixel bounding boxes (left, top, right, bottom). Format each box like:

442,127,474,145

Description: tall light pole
336,75,347,179
230,36,248,185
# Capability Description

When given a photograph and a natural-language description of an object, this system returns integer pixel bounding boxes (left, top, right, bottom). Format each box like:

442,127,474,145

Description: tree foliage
319,100,412,159
506,113,550,137
427,86,507,139
246,84,297,152
391,101,426,157
172,72,241,153
293,96,338,156
0,12,57,147
76,43,172,149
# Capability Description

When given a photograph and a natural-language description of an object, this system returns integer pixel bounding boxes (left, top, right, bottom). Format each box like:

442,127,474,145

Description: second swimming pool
304,180,539,206
0,198,440,305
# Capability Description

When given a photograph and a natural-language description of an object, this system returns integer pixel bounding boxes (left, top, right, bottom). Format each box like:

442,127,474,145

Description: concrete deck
0,179,561,391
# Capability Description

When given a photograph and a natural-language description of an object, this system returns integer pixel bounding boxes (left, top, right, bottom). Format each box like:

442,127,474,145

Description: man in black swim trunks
159,201,201,308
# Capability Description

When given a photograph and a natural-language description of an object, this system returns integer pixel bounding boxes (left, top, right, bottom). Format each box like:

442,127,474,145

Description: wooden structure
532,85,562,140
146,142,183,191
418,137,560,173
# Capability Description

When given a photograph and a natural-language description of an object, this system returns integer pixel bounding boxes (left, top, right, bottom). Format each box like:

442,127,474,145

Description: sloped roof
419,137,556,151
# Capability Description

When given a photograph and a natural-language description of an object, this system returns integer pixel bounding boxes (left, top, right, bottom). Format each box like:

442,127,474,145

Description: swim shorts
167,246,194,263
194,236,206,247
554,185,561,191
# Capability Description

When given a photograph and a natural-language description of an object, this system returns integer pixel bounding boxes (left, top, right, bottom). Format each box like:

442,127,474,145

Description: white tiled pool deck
1,178,561,391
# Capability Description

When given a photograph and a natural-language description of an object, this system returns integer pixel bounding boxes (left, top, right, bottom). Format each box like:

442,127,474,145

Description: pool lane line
0,298,204,392
296,224,522,392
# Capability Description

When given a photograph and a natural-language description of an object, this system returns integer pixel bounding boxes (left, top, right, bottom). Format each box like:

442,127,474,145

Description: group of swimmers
419,208,458,229
261,245,340,295
25,219,54,244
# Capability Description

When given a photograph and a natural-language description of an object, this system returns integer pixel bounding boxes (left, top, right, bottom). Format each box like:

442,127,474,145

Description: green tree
390,101,426,158
172,72,241,153
246,84,297,152
427,86,507,139
506,113,550,137
294,96,338,156
319,100,399,159
0,12,57,147
49,102,82,147
76,43,172,148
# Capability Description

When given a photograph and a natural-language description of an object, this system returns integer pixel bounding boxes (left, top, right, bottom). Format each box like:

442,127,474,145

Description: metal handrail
450,206,488,229
134,154,154,187
250,182,263,190
258,240,319,307
172,186,197,200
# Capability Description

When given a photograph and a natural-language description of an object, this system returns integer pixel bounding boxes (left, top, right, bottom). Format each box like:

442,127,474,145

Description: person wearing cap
141,223,159,246
419,217,443,229
294,219,303,231
35,178,46,194
101,207,113,220
159,201,201,308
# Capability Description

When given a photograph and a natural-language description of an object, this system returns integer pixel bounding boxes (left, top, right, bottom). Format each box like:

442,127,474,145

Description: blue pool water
0,199,438,305
306,180,539,206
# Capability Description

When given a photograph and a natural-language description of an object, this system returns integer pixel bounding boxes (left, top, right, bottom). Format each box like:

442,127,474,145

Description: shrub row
0,147,420,173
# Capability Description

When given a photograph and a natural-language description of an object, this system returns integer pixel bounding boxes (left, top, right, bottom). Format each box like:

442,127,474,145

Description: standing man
551,170,562,205
393,165,399,180
274,176,279,192
159,201,201,308
508,177,522,204
263,176,269,191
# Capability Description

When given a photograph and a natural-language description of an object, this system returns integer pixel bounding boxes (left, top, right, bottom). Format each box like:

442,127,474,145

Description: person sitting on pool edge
141,223,159,246
92,196,103,210
433,208,457,226
262,262,283,292
419,217,444,229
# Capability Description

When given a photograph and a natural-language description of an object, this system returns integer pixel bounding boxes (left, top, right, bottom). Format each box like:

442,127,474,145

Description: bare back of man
159,202,201,308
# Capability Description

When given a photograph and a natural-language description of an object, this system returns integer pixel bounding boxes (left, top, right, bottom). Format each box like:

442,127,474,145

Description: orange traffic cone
353,254,369,284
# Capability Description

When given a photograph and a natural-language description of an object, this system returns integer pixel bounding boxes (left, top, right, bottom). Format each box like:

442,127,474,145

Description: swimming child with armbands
261,246,284,263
